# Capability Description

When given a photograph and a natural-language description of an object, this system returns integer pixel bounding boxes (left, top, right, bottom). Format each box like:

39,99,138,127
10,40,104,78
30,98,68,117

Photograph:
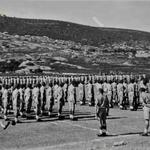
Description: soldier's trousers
87,95,92,105
3,99,8,116
33,98,40,115
20,99,25,114
128,92,134,107
118,92,123,106
40,97,46,112
97,107,107,131
13,100,20,118
78,94,84,103
25,97,32,113
112,91,117,103
107,93,112,106
45,97,54,113
57,98,64,115
68,100,75,115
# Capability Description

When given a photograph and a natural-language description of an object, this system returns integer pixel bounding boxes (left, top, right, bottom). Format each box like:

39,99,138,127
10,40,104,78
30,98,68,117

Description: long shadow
97,131,144,138
107,116,127,120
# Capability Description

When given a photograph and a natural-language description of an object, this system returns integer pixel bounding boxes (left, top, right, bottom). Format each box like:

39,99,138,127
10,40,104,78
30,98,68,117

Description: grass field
0,103,150,150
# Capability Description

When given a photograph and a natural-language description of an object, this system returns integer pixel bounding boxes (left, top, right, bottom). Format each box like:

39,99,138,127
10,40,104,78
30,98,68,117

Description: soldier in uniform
2,85,9,120
53,81,59,103
32,84,40,121
112,79,118,105
12,84,20,123
40,82,46,114
122,79,128,109
140,87,150,136
45,83,53,116
63,81,68,103
19,84,25,117
128,79,135,110
24,84,32,115
56,82,64,119
96,88,109,136
67,81,76,120
78,81,84,105
117,80,124,109
106,80,113,108
86,80,92,106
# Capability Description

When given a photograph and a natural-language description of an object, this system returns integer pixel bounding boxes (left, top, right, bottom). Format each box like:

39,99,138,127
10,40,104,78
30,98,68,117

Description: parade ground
0,103,150,150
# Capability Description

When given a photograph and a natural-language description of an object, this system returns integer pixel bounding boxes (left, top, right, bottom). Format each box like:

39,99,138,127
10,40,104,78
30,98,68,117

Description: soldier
19,84,25,117
122,79,128,109
57,82,64,119
107,80,113,108
63,81,68,103
32,84,40,121
45,83,53,116
146,79,150,93
78,81,84,105
24,84,32,115
53,81,59,103
67,81,76,120
112,79,117,104
2,85,9,120
128,79,135,110
96,88,109,136
40,82,46,114
133,79,139,110
117,80,124,109
85,80,92,106
0,85,3,112
140,87,150,136
12,84,20,123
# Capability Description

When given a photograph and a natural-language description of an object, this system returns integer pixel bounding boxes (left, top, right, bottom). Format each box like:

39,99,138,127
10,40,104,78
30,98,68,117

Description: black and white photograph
0,0,150,149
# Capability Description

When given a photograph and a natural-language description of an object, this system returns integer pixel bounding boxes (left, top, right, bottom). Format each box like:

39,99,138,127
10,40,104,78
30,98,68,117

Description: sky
0,0,150,32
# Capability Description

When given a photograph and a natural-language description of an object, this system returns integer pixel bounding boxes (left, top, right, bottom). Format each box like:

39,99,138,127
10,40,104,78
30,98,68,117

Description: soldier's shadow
107,116,127,120
20,111,95,123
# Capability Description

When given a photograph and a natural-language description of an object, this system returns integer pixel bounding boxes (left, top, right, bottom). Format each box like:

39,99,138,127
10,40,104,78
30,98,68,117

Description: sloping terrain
0,15,150,74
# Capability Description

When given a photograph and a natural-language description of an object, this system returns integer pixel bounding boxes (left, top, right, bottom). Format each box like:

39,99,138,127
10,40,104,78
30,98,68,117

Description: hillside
0,15,150,75
1,15,150,46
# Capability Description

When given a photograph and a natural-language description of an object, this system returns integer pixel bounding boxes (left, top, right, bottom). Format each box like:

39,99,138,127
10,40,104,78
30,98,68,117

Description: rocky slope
0,15,150,74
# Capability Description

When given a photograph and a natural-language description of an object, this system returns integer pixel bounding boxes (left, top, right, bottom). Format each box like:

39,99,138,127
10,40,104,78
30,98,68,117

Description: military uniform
56,84,64,118
67,82,76,119
40,83,46,114
78,82,84,105
2,86,9,120
12,85,20,122
128,81,135,110
117,81,124,109
46,84,53,116
32,85,40,120
24,85,32,113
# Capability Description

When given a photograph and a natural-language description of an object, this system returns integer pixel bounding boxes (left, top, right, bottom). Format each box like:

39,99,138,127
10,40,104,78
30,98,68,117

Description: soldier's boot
130,105,134,111
20,112,23,117
14,117,18,123
36,115,40,121
69,114,74,120
4,115,8,121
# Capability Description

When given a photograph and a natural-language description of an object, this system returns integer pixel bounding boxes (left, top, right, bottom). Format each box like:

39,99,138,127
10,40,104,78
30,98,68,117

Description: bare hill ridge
0,15,150,46
0,15,150,74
